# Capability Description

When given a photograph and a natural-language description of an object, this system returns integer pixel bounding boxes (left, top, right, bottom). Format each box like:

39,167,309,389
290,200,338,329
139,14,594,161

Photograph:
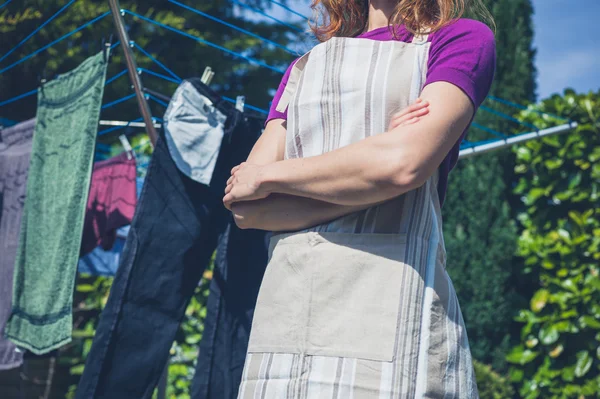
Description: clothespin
201,66,215,85
201,67,211,83
235,95,245,113
119,134,133,160
38,71,48,94
102,34,113,62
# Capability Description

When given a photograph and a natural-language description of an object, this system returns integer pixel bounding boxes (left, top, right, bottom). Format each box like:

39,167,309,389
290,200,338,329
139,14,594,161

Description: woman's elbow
231,203,260,230
382,156,430,193
233,213,253,230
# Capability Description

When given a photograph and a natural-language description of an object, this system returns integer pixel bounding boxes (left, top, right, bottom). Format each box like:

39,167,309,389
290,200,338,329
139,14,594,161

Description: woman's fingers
389,108,429,130
388,99,429,130
230,162,246,175
393,99,428,119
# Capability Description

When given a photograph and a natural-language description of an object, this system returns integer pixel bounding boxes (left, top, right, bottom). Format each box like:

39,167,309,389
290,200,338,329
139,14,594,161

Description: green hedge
507,89,600,398
474,359,516,398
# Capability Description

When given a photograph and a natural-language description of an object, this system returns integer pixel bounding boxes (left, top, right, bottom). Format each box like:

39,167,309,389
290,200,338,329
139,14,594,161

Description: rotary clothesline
0,0,576,154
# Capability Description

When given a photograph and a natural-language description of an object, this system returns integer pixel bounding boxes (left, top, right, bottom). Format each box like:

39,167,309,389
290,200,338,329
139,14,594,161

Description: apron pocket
248,233,407,363
305,235,406,362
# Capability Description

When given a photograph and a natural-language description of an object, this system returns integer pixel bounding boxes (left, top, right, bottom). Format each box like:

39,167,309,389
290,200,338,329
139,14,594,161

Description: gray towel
0,119,35,370
6,52,107,354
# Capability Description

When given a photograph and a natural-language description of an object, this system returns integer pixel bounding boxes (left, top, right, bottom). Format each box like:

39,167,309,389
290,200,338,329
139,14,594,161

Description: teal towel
6,52,108,354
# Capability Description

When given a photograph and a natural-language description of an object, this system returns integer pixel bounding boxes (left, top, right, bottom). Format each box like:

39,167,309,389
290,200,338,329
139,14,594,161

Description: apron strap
411,33,430,45
275,51,312,113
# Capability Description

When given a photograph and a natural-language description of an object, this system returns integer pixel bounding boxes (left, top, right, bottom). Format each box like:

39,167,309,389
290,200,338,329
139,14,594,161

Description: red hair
309,0,494,41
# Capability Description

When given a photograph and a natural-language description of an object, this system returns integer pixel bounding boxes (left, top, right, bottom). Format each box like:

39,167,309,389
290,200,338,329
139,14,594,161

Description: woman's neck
366,0,396,32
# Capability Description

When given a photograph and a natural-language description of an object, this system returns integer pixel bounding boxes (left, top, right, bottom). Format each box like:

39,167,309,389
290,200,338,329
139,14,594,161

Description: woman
224,0,496,397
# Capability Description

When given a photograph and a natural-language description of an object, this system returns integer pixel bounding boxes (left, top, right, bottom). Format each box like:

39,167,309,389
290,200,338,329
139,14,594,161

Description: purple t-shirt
267,18,496,205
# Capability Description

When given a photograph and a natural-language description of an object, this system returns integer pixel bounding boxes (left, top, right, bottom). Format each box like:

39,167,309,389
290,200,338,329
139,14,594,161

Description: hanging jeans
191,224,270,399
76,80,266,398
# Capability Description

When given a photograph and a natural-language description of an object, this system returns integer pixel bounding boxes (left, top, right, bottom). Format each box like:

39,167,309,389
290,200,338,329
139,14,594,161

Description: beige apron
239,34,478,398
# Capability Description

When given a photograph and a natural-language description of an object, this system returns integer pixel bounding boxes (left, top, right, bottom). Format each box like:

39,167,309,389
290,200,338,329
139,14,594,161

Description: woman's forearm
231,194,377,231
235,83,474,207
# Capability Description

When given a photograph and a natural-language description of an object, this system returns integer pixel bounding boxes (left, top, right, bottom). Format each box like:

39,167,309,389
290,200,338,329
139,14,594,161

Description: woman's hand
388,98,429,131
223,162,269,210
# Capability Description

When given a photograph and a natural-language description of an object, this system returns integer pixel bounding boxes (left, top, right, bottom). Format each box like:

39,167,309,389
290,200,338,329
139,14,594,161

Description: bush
507,89,600,398
474,359,516,398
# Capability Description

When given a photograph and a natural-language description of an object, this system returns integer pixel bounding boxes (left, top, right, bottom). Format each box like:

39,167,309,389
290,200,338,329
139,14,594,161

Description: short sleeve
425,19,496,108
266,59,299,125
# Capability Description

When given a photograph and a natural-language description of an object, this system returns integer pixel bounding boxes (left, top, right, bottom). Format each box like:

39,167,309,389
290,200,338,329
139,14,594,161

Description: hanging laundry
192,222,270,399
78,177,144,276
164,80,228,185
76,79,267,399
78,226,128,276
80,153,137,257
0,119,35,370
6,51,108,355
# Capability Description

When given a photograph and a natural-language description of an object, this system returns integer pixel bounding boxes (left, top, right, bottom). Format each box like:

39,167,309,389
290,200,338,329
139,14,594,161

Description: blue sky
252,0,600,101
532,0,600,98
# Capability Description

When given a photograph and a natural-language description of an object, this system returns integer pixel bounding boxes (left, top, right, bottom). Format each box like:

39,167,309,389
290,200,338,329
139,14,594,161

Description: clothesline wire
105,69,128,85
222,95,268,115
137,68,182,85
122,10,285,75
0,0,78,64
168,0,299,56
0,0,12,10
479,105,539,131
471,122,507,139
135,61,269,115
0,89,37,108
132,42,182,82
486,95,570,122
0,68,129,108
101,93,136,110
0,10,111,75
265,0,310,21
145,93,169,108
230,0,305,33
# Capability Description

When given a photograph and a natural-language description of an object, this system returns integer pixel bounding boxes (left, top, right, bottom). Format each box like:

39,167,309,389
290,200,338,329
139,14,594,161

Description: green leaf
76,284,95,292
574,350,592,377
539,325,560,345
70,364,85,375
506,345,539,365
561,364,575,382
544,158,563,170
561,278,579,293
527,188,546,203
185,333,202,344
531,289,550,312
580,315,600,329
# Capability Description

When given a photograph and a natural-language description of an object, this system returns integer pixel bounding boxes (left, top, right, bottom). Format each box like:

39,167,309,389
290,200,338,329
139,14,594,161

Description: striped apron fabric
238,35,478,398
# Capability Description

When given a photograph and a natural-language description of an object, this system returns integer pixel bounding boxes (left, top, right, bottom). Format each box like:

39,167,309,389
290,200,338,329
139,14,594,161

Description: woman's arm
229,102,430,230
233,118,372,230
224,82,473,207
231,195,381,231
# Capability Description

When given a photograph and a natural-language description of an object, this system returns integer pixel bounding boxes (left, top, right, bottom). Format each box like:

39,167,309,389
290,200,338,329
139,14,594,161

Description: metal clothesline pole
106,2,164,396
108,0,158,146
458,122,578,159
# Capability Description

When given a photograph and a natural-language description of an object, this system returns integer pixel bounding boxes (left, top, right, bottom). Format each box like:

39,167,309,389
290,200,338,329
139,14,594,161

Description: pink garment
80,152,137,256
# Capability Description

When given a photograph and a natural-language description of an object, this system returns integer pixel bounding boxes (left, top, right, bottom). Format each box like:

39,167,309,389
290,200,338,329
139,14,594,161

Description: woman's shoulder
431,18,495,44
